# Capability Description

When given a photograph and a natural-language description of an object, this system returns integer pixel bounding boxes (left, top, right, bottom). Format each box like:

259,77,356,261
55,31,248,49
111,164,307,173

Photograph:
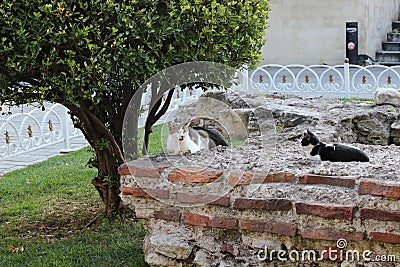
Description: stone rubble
159,91,400,182
136,91,400,267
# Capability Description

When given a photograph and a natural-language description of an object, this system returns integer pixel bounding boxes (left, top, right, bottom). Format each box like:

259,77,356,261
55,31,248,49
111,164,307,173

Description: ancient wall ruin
119,159,400,266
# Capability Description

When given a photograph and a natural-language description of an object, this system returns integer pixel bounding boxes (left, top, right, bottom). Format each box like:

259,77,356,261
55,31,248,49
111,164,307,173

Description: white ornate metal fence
3,62,399,159
154,62,400,125
0,103,83,160
245,62,400,98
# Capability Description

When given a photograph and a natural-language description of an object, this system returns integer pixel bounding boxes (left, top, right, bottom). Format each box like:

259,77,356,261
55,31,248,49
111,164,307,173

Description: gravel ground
150,92,400,183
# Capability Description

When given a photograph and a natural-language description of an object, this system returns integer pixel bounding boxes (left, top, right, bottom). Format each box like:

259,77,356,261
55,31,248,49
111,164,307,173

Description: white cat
166,121,228,155
166,122,181,155
178,121,210,154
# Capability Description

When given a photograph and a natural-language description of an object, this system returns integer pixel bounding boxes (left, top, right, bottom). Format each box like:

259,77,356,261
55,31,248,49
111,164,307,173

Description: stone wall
119,160,400,266
262,0,400,65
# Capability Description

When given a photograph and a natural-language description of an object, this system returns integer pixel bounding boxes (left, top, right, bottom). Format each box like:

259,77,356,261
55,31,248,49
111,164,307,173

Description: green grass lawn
0,122,235,266
337,97,374,103
137,123,168,155
0,148,147,267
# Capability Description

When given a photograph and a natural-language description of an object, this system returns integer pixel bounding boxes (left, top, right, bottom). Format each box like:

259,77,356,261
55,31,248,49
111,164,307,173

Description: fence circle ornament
122,61,277,207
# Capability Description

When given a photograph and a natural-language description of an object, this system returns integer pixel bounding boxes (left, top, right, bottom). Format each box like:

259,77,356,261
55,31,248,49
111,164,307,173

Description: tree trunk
68,102,125,219
91,147,121,218
143,122,153,155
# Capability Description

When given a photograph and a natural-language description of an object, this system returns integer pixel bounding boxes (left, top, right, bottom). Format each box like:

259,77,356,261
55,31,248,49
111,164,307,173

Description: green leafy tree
0,0,269,217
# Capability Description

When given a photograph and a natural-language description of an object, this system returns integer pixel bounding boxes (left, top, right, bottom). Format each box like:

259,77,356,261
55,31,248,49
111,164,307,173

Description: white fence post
344,58,351,98
60,106,72,153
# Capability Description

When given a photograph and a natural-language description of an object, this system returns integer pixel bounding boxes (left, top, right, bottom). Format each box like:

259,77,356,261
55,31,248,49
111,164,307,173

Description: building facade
261,0,400,65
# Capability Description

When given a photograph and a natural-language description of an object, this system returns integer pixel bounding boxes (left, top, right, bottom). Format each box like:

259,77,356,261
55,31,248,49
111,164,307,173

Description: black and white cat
301,129,369,162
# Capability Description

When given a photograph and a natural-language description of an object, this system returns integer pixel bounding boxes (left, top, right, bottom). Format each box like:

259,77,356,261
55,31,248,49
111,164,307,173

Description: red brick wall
120,159,400,265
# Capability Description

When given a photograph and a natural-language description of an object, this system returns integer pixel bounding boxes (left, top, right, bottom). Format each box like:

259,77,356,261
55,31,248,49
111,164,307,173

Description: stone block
168,167,224,183
295,202,356,220
360,208,400,221
148,234,194,260
218,109,249,139
233,197,292,211
369,232,400,244
301,228,364,241
391,121,400,145
358,179,400,199
374,87,400,107
298,174,356,188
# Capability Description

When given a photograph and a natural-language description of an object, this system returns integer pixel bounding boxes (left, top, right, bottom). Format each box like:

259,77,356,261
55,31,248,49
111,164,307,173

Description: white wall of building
365,0,400,57
261,0,400,65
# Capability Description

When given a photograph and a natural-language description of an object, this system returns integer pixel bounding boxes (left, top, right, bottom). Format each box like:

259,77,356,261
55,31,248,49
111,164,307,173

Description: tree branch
81,102,125,165
153,88,175,123
67,104,98,148
142,86,175,154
